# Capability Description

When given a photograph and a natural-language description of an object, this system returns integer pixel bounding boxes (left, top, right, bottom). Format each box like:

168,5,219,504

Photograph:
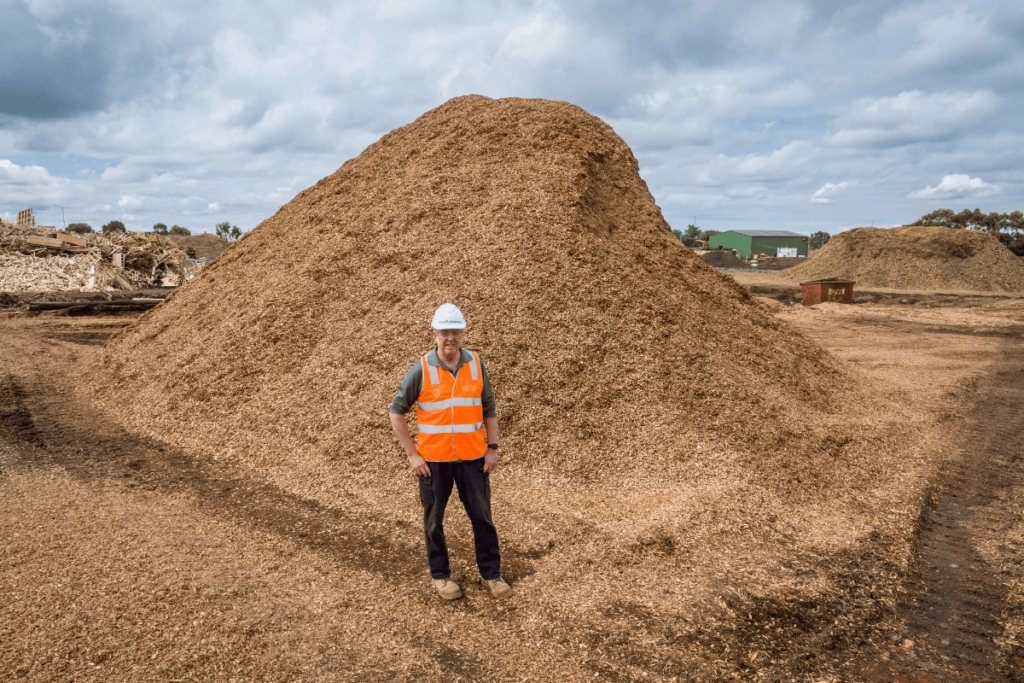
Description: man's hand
408,453,431,478
482,448,499,473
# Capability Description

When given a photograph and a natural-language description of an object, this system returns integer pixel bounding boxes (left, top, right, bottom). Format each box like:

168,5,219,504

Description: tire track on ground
851,343,1024,682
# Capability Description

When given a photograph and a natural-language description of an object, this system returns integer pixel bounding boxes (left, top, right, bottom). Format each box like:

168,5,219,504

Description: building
708,230,808,259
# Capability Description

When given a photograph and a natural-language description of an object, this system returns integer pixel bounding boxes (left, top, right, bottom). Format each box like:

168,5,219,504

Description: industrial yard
3,96,1024,682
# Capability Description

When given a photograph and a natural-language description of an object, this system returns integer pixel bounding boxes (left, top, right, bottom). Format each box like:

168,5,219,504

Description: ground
2,282,1024,682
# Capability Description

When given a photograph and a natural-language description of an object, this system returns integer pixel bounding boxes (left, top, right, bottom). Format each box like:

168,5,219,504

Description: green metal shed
707,230,808,259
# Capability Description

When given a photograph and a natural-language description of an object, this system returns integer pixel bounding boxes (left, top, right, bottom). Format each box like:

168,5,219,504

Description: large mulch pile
88,94,886,493
777,225,1024,292
83,97,927,650
700,249,751,269
165,233,230,260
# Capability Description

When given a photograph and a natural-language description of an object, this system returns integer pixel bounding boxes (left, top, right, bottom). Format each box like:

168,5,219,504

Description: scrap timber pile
90,95,915,525
0,222,197,292
778,225,1024,292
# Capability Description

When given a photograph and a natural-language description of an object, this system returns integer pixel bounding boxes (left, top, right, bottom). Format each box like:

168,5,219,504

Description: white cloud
118,194,143,208
827,90,998,147
810,181,849,204
2,1,1024,236
908,174,1001,199
0,159,72,206
495,12,568,65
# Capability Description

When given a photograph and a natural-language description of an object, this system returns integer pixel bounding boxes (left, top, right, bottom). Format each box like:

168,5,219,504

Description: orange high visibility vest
415,350,486,462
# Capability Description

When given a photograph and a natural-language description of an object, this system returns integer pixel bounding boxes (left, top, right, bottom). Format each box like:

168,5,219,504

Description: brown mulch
87,95,907,500
777,225,1024,292
73,96,945,679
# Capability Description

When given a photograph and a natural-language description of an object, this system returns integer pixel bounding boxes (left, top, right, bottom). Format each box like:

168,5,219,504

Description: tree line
910,208,1024,256
64,221,246,241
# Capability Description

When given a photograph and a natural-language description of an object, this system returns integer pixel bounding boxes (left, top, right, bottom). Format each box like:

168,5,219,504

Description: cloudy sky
2,0,1022,237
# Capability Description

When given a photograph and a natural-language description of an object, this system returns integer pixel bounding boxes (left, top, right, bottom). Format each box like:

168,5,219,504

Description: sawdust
777,225,1024,292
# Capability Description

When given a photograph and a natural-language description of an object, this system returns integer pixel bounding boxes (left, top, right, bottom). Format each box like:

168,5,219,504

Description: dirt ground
2,285,1024,682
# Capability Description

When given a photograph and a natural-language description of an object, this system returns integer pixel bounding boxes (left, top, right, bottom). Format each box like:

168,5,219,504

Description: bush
67,223,93,234
169,225,191,236
101,220,126,233
152,223,169,235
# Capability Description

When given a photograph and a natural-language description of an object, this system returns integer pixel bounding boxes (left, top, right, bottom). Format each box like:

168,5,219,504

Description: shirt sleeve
390,361,423,415
480,357,497,419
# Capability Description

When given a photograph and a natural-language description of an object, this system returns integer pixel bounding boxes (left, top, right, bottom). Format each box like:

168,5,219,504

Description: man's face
433,328,463,358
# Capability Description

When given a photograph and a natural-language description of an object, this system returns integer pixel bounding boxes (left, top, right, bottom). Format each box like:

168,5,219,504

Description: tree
910,208,1024,256
701,229,720,242
684,224,701,240
809,231,831,249
67,223,93,234
152,223,169,235
169,225,191,236
101,220,126,233
671,229,683,240
216,221,244,241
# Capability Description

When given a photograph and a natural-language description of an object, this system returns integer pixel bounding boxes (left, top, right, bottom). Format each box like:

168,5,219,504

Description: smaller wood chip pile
778,225,1024,291
0,223,198,292
700,249,751,269
165,233,230,260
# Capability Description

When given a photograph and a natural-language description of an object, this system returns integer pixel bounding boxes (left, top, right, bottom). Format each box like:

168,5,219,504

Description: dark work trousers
418,458,501,581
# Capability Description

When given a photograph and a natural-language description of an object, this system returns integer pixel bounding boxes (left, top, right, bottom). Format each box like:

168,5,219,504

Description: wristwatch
487,443,499,450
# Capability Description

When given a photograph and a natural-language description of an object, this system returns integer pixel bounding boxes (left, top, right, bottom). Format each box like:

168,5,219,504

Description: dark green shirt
390,348,496,418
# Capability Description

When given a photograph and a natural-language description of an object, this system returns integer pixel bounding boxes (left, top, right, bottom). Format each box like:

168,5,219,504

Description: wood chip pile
700,249,751,269
84,100,928,656
0,223,197,291
89,95,916,516
777,225,1024,291
165,233,230,260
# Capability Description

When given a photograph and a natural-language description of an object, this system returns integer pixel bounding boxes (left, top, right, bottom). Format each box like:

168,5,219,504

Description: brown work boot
432,578,463,600
481,576,513,598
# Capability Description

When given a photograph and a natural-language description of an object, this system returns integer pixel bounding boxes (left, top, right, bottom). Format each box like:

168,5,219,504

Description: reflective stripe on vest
415,350,486,462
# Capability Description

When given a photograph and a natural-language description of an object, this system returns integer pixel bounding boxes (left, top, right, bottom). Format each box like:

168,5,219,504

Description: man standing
389,303,512,600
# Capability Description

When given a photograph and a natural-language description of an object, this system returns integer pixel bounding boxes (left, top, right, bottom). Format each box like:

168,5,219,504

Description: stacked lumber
0,223,198,291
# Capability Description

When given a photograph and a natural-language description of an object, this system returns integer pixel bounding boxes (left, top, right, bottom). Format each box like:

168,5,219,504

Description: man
389,303,513,600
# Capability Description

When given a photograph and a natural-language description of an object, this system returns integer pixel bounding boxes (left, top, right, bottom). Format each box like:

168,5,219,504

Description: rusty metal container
800,278,855,306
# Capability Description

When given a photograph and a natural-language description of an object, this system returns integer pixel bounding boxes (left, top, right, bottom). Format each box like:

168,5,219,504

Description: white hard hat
431,303,466,330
